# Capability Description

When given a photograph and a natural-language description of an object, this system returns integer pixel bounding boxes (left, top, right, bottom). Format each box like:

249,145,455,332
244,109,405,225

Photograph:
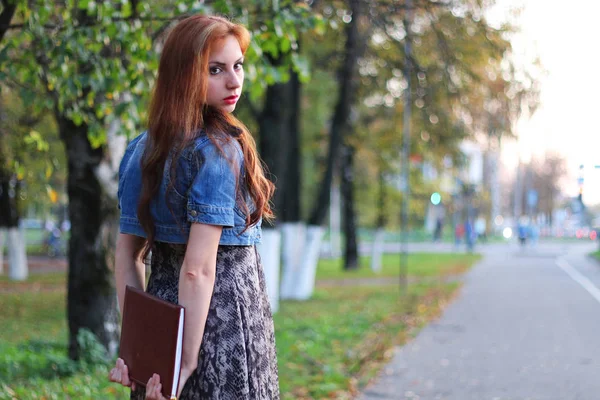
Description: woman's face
206,35,244,113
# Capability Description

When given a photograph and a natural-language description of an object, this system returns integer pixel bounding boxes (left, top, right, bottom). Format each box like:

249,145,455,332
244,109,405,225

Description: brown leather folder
119,285,185,399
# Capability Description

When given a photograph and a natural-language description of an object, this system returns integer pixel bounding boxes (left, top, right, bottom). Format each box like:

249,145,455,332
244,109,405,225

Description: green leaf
281,36,291,53
72,112,84,126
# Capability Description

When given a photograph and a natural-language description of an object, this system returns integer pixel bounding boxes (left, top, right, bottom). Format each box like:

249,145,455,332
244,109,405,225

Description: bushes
0,329,117,398
0,328,130,399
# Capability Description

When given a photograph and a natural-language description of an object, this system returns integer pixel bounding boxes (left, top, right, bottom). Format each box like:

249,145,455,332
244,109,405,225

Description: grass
0,291,67,345
0,252,481,399
592,251,600,261
0,271,66,285
0,281,129,399
316,252,482,280
275,283,460,399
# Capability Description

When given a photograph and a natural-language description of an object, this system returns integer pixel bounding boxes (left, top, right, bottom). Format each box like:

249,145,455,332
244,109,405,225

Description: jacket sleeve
186,140,242,227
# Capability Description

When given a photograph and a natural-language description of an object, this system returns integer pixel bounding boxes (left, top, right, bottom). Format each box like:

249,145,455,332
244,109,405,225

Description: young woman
108,15,279,399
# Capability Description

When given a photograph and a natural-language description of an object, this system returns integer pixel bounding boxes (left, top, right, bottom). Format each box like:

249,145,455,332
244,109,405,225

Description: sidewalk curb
586,253,600,266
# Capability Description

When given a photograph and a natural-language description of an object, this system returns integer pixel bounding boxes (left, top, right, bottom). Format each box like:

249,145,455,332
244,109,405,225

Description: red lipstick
223,95,239,105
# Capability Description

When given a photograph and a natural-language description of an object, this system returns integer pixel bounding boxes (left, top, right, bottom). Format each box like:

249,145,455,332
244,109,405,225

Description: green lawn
0,271,66,285
275,283,459,399
316,252,482,280
0,252,482,399
592,251,600,261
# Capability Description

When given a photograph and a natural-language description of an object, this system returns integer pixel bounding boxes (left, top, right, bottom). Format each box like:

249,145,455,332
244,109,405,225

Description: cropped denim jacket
118,131,261,245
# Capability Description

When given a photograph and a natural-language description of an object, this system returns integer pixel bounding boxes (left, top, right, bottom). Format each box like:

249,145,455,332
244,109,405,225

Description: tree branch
2,15,180,33
129,0,139,19
0,0,17,42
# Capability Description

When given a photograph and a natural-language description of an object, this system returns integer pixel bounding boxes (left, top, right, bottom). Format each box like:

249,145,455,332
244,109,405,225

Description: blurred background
1,0,600,399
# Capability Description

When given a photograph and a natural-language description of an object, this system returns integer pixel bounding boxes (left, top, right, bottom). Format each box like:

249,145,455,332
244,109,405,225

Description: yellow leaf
48,188,58,204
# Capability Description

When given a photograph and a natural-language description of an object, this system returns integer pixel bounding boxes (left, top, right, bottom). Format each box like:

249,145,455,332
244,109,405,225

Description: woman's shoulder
119,131,147,174
191,131,243,163
126,131,147,151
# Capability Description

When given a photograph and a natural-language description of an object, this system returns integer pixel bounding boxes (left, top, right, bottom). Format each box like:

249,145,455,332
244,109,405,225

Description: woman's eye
234,62,244,70
209,67,222,75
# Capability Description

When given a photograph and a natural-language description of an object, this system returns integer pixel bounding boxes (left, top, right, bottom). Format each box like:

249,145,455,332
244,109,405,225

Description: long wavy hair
137,15,274,259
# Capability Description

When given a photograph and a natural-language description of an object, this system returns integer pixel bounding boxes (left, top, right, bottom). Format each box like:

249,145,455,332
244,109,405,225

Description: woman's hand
145,374,168,400
109,358,137,391
145,366,194,400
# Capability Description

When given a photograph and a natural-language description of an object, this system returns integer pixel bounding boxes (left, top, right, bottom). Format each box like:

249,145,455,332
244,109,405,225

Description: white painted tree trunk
370,227,386,272
7,226,27,281
96,113,128,200
256,228,281,314
95,110,129,358
295,225,324,300
329,183,342,258
0,228,5,275
279,222,306,300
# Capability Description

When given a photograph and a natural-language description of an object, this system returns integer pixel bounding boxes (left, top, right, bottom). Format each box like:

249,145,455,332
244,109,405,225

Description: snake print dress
130,242,280,400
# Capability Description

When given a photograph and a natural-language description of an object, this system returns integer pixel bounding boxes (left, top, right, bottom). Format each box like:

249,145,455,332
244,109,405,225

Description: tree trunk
0,167,27,279
548,191,554,227
0,0,17,42
258,76,294,224
0,96,19,232
340,144,358,270
256,228,281,313
279,222,306,299
282,70,302,222
328,181,342,258
57,115,119,360
308,0,363,226
0,228,4,274
371,166,387,272
256,68,298,306
0,169,19,228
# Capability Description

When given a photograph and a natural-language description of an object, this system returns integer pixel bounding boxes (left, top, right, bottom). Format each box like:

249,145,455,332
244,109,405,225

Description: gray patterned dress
130,242,280,400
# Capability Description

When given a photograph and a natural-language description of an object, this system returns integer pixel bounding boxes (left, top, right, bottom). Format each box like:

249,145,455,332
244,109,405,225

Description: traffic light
430,192,441,205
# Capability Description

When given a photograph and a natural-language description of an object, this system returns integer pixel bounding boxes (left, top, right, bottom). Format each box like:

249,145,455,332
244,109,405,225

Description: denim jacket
118,131,261,245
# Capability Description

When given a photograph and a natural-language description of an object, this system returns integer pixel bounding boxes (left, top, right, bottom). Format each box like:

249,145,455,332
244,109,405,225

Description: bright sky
488,0,600,205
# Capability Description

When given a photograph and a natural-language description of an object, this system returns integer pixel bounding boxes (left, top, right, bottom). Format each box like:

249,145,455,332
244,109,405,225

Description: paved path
359,241,600,400
1,255,67,274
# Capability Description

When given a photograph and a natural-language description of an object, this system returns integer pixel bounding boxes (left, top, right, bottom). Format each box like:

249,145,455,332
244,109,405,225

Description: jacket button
190,210,198,217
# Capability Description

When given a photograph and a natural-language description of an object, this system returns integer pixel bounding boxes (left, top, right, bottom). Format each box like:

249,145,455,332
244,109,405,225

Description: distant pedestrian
433,217,443,242
465,219,474,252
45,226,62,257
475,216,487,243
455,222,465,248
530,221,539,246
518,221,528,247
60,220,71,232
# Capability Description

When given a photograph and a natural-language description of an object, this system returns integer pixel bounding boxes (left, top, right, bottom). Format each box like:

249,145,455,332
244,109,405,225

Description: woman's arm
115,233,147,314
178,223,222,373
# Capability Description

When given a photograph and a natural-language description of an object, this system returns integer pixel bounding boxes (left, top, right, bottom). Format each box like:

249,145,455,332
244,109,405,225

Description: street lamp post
400,0,413,295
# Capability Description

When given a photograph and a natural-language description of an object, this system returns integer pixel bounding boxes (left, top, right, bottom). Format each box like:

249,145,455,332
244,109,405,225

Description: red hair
137,15,274,258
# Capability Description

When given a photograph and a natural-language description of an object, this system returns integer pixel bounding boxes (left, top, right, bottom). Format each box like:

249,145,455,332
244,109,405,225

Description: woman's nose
227,71,242,89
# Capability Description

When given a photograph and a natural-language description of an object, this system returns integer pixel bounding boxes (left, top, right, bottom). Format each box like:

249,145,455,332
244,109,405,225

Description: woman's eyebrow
209,57,244,66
